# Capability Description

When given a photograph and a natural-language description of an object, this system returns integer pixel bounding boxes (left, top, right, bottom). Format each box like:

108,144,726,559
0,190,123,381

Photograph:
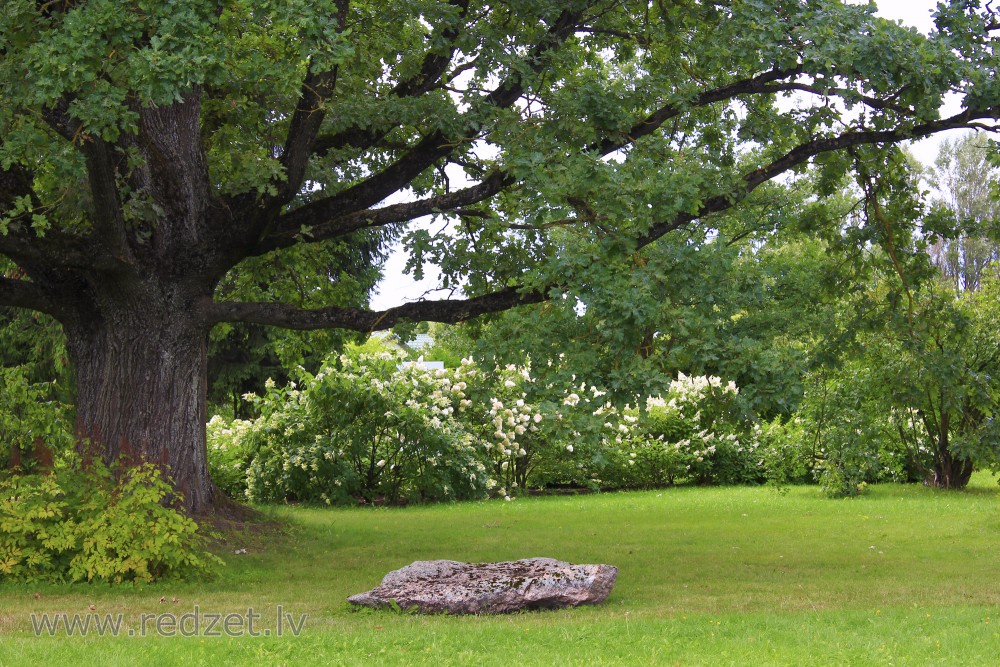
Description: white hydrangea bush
453,361,595,495
206,345,783,504
209,340,491,505
588,372,765,487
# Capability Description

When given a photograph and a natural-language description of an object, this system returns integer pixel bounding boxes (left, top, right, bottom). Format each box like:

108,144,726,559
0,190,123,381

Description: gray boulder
348,557,618,614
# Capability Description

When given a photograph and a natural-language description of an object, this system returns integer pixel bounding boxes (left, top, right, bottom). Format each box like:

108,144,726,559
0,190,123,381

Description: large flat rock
348,558,618,614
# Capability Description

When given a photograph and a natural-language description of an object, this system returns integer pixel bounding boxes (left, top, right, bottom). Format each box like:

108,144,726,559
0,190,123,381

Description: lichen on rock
348,558,618,614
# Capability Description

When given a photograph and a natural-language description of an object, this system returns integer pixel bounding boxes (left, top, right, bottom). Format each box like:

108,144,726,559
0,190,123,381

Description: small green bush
0,461,221,583
753,417,816,485
796,367,908,497
0,365,73,471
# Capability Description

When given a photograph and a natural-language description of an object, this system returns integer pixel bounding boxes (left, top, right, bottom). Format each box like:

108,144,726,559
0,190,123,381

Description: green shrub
797,367,907,497
617,434,689,488
0,365,73,471
754,417,816,485
0,461,221,583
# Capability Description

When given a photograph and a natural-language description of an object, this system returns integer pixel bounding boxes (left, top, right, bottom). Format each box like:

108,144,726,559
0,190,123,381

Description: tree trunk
63,281,220,514
928,450,974,489
927,418,974,490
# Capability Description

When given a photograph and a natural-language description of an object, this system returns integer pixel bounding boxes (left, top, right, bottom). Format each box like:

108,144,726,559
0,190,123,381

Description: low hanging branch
636,109,1000,250
0,276,62,316
206,285,547,332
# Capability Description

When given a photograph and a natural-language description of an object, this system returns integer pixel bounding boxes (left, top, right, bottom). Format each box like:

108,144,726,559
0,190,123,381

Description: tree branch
274,1,350,203
0,275,60,315
133,89,218,252
19,97,133,268
0,229,120,272
636,108,1000,248
215,110,1000,334
593,65,804,156
270,63,807,250
259,7,585,254
757,81,916,116
277,66,340,202
206,285,546,332
38,97,79,143
0,163,124,271
80,135,132,263
311,0,472,159
258,172,511,254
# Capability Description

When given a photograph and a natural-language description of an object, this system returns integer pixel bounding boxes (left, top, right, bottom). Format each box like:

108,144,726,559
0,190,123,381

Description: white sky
869,0,938,32
866,0,970,165
370,0,969,310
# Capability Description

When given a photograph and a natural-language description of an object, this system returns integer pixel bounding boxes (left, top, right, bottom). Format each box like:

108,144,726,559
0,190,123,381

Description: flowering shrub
208,345,801,501
455,361,611,495
638,373,758,485
216,340,490,505
207,415,255,499
209,344,619,503
457,362,545,497
598,404,687,488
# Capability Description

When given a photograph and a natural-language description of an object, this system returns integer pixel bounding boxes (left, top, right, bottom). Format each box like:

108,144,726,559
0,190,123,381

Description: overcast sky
851,0,969,165
868,0,938,32
370,0,967,310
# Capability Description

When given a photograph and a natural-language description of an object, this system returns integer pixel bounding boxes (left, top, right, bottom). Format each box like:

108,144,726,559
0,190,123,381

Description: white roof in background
407,334,434,349
399,360,445,370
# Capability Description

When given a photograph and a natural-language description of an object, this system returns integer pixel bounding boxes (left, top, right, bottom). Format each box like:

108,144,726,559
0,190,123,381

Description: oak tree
2,0,999,512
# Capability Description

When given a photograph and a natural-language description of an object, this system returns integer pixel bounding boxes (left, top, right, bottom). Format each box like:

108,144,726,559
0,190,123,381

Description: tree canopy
2,0,1000,512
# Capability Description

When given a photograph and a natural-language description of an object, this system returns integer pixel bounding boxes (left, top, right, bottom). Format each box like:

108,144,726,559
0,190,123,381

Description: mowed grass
3,476,1000,665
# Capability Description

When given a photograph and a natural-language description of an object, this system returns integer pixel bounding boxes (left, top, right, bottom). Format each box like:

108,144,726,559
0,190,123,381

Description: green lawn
3,477,1000,665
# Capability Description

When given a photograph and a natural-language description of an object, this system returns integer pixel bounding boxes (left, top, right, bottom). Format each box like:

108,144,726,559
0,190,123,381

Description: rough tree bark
62,280,217,512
